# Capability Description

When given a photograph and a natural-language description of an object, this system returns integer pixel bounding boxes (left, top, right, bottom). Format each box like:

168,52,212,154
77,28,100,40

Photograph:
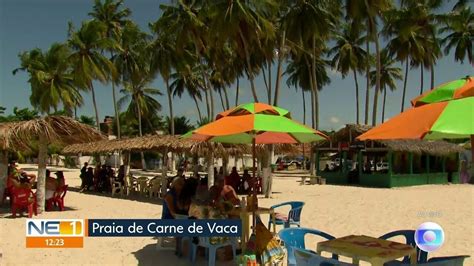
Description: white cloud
329,116,340,124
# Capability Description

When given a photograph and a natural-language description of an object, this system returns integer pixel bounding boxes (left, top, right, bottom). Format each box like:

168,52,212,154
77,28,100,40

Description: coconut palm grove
0,0,472,265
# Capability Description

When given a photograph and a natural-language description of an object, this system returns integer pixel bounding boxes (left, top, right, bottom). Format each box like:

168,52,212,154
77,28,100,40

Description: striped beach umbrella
358,97,474,163
411,76,473,107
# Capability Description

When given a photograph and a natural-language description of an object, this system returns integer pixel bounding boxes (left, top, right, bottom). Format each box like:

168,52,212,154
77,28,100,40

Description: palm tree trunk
419,64,424,95
239,29,259,102
373,23,381,127
430,63,435,90
218,89,226,111
365,38,370,125
110,51,121,139
90,84,101,130
135,94,146,170
166,79,174,135
267,60,272,104
273,30,285,107
223,87,230,109
201,70,215,119
305,56,316,129
235,78,240,106
0,151,8,201
205,87,210,119
311,36,320,129
302,88,306,124
353,69,360,124
36,135,48,213
401,58,409,112
192,94,203,121
372,86,380,126
262,63,270,95
382,86,387,123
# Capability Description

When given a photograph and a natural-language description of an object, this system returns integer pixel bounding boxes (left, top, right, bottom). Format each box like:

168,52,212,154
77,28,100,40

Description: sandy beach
0,164,472,265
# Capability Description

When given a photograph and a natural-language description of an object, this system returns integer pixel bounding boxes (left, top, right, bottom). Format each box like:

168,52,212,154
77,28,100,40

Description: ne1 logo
26,219,84,248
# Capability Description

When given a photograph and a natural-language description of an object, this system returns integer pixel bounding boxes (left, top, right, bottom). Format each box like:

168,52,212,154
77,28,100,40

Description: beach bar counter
315,124,465,188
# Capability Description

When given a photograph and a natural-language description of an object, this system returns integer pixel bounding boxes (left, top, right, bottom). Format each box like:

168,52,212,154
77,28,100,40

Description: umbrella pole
252,138,257,232
471,135,474,168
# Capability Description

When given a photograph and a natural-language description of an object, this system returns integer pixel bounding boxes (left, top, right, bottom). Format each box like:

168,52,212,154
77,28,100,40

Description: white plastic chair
148,178,161,198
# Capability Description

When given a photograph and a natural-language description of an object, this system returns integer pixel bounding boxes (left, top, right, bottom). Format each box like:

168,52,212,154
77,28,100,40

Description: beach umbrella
357,97,474,164
411,76,473,107
183,102,328,228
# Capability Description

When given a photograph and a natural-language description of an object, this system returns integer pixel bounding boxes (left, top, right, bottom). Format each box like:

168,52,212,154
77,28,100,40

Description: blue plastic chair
268,201,304,229
190,237,237,266
294,247,355,266
279,227,338,266
379,230,428,265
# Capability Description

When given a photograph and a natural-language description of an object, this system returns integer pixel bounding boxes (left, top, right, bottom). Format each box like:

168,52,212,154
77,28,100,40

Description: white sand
0,164,472,265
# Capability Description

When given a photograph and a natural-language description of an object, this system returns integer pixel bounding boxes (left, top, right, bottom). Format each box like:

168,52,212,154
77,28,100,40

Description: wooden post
315,150,320,175
442,157,446,173
342,151,347,174
358,150,363,176
388,151,393,175
36,135,48,213
0,150,8,201
426,155,430,174
409,152,414,174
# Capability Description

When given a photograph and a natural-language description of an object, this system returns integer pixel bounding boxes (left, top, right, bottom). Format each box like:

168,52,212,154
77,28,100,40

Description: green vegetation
6,0,471,139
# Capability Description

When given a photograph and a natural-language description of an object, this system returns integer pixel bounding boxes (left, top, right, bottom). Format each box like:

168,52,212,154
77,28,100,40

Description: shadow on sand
68,186,165,206
132,242,236,266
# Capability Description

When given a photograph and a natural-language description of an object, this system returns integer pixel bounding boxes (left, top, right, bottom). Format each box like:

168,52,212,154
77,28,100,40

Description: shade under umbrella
183,102,328,231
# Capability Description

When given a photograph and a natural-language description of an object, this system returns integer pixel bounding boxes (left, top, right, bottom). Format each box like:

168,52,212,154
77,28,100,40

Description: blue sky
0,0,471,131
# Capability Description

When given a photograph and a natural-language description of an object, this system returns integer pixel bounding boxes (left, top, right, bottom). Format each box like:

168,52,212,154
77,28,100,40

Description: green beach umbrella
411,76,473,107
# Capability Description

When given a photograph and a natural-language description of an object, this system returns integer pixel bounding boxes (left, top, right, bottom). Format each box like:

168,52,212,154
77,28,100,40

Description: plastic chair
268,201,304,229
111,180,123,197
124,174,138,196
191,237,237,266
46,185,68,211
278,227,338,266
11,187,37,218
379,230,428,264
294,247,355,266
137,176,149,196
2,187,12,205
148,178,161,198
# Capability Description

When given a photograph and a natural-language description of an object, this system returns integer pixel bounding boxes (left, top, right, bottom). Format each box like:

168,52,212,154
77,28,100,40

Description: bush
62,156,77,168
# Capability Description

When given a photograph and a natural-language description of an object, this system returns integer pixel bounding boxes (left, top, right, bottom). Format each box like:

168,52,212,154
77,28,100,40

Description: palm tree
346,0,393,126
166,116,194,135
369,49,402,123
440,7,474,65
384,8,426,112
14,43,83,115
284,0,340,129
68,20,117,129
329,22,367,124
209,0,278,103
89,0,131,139
170,65,204,121
118,68,162,169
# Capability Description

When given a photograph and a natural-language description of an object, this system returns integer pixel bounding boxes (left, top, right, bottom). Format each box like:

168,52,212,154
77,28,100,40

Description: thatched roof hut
62,134,299,157
374,139,464,156
2,116,105,150
317,124,464,156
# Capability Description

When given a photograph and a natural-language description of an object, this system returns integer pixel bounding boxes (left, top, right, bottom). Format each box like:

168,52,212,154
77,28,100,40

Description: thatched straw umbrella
2,116,105,212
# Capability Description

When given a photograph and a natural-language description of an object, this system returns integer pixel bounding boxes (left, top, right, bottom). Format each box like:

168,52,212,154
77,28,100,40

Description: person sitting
162,177,185,219
45,170,58,200
116,165,125,186
55,171,66,187
84,167,94,191
227,167,240,192
209,176,240,206
93,164,101,191
99,165,109,192
80,162,88,190
177,178,198,215
239,169,251,194
168,168,185,189
195,176,209,203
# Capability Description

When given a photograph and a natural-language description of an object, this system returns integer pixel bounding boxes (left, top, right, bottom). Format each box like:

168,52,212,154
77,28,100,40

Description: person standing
79,162,88,191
